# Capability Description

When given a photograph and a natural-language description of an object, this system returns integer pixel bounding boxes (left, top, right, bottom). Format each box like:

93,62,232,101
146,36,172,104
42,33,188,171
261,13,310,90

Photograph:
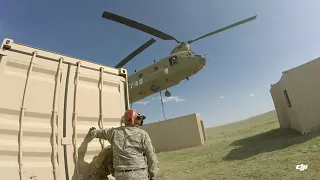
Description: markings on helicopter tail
129,78,144,88
150,85,158,92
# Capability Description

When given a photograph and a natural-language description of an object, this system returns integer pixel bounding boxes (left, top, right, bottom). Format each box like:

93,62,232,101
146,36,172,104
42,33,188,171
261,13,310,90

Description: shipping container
270,57,320,135
0,38,129,180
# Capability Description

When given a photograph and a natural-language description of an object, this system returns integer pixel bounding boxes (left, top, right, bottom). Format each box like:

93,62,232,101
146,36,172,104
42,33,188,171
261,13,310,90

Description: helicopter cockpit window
187,52,192,56
169,56,179,66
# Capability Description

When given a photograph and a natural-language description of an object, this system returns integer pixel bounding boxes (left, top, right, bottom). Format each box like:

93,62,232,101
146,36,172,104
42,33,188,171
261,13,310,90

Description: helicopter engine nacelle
170,43,191,54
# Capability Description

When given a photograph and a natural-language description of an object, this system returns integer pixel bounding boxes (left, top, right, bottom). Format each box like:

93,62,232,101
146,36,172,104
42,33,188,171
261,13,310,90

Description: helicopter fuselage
128,50,206,103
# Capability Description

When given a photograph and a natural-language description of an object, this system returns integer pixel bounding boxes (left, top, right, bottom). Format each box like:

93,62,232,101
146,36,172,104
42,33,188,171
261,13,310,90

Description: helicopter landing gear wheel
165,89,171,97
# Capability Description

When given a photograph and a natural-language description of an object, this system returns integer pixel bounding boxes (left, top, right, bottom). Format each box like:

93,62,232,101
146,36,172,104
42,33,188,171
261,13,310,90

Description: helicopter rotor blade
115,38,156,68
187,15,257,44
102,11,180,43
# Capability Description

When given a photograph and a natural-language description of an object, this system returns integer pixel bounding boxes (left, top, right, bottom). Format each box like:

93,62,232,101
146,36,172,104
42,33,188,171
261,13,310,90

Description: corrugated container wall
270,57,320,135
0,38,129,180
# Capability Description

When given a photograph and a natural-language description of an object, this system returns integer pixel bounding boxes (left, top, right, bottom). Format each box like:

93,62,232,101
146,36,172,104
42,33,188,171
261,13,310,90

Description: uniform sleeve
143,132,158,179
93,128,114,143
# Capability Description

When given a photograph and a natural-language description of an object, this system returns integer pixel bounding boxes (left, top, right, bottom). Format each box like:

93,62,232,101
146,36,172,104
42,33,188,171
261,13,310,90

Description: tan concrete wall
284,58,320,134
270,57,320,135
141,114,206,152
270,82,290,128
272,73,302,133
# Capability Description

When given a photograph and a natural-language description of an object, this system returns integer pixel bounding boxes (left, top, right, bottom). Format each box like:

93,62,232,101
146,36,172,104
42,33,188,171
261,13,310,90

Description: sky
1,0,320,127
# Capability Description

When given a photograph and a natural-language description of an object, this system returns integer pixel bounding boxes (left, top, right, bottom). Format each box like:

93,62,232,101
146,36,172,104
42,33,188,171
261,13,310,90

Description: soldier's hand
90,127,104,138
89,127,97,137
83,127,95,142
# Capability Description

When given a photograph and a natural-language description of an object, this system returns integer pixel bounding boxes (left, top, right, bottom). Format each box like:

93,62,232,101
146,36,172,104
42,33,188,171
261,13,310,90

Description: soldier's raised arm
89,127,114,143
143,131,158,180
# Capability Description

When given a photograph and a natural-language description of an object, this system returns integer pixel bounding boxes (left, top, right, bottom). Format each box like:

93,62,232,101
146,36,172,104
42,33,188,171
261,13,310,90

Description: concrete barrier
141,113,206,152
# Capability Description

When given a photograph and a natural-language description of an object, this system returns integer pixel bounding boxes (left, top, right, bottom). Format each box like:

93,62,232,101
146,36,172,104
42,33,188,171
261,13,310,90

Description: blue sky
1,0,320,127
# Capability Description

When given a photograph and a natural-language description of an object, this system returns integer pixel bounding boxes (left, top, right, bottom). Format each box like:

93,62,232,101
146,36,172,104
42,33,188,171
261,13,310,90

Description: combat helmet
121,109,146,126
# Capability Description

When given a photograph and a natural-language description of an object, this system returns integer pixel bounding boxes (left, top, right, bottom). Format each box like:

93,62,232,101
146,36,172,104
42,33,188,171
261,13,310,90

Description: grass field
156,111,320,180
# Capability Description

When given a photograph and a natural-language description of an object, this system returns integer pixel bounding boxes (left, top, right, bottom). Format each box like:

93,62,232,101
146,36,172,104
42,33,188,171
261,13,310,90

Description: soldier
89,109,158,180
89,145,114,180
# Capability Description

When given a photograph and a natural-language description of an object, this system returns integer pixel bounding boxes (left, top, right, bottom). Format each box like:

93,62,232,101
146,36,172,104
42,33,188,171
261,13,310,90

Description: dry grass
156,111,320,180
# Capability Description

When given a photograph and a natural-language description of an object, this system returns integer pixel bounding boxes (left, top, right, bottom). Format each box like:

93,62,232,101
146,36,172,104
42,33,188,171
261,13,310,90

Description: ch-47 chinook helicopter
101,11,257,104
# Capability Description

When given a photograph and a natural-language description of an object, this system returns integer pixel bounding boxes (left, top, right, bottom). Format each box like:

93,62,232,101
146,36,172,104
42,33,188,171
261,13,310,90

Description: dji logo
296,164,308,171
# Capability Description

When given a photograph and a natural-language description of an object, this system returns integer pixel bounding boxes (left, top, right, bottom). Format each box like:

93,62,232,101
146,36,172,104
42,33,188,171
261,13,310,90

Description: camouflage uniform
89,145,114,180
92,126,158,180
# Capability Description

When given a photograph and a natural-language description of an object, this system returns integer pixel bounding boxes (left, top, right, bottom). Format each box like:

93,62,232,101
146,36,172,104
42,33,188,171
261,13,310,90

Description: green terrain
156,111,320,180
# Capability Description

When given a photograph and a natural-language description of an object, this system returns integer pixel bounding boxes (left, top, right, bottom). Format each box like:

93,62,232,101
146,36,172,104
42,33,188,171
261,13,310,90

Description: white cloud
152,96,185,103
163,96,185,103
220,96,224,99
249,94,256,97
135,101,149,106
